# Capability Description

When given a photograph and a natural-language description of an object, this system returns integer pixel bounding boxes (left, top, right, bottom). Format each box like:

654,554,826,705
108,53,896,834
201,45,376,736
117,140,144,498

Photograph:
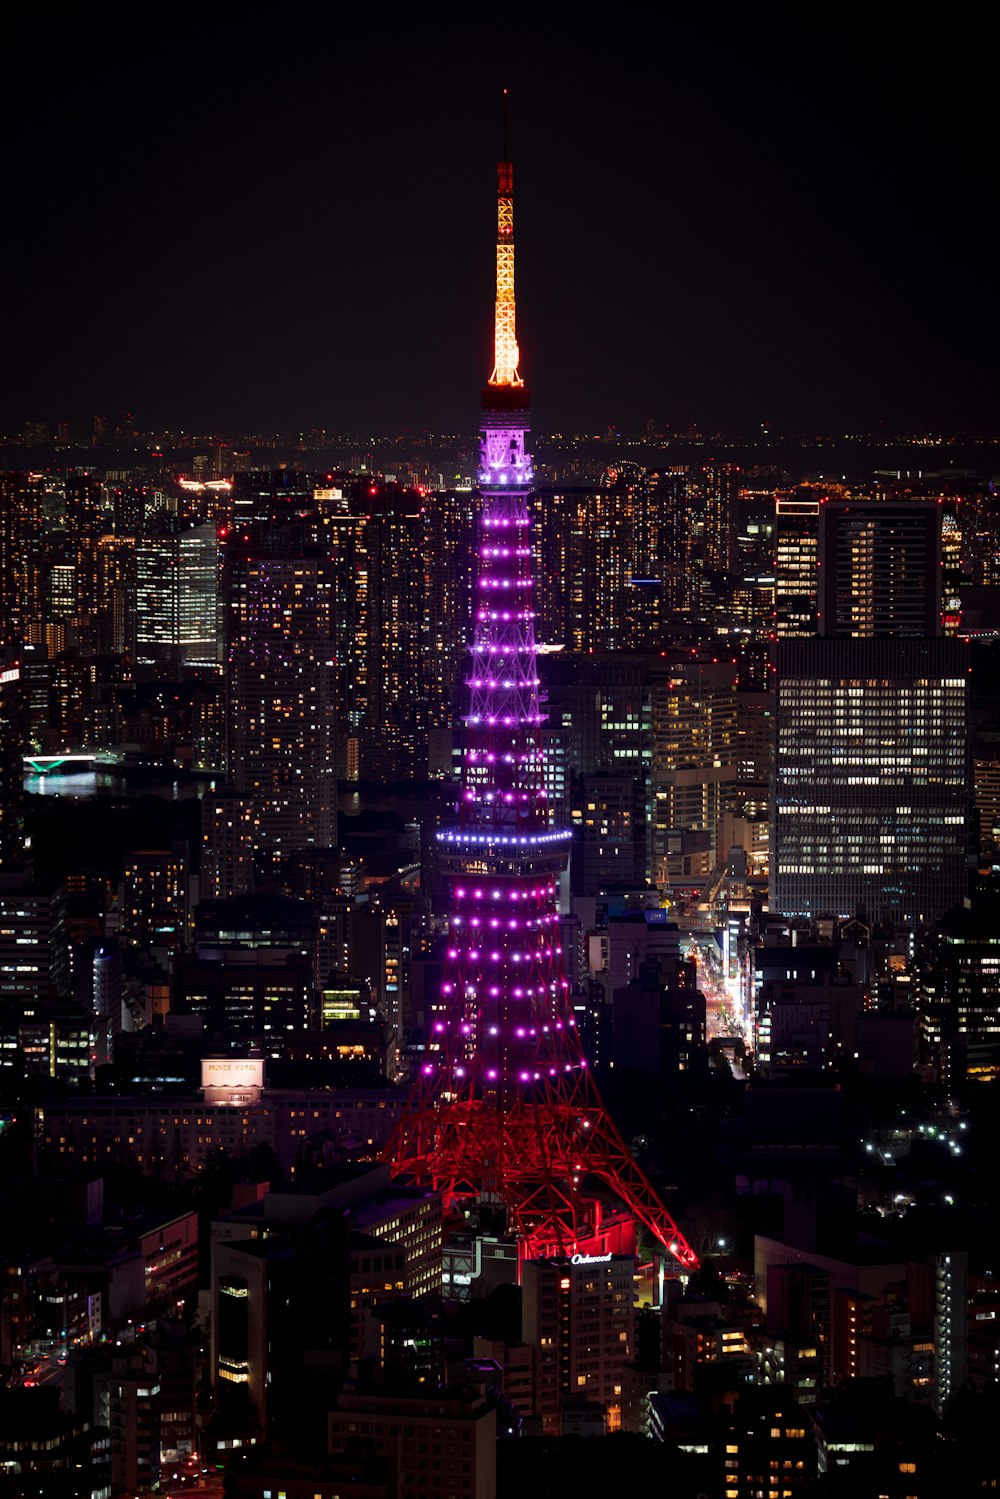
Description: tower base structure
386,1064,698,1270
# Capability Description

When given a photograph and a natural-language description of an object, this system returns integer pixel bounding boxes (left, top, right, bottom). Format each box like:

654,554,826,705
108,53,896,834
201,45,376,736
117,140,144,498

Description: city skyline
3,20,1000,1491
1,11,996,437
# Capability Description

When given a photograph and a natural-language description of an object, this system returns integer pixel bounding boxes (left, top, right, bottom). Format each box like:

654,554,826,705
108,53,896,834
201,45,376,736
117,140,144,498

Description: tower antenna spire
489,89,522,388
502,86,509,162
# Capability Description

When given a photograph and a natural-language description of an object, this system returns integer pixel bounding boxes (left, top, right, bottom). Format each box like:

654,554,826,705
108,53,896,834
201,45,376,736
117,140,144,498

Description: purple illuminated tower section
386,115,698,1269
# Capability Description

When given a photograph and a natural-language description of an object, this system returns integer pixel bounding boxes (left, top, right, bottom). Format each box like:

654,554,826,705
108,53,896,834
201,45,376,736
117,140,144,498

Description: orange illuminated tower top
488,90,523,390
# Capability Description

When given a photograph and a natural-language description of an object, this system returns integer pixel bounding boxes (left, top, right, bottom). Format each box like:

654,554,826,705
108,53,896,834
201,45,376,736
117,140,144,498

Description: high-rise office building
915,893,1000,1085
0,647,24,868
227,553,338,855
774,489,820,637
649,654,738,884
0,872,70,999
136,519,218,671
535,474,677,653
771,638,967,927
110,481,151,538
773,489,968,930
95,534,137,659
423,487,475,747
63,473,105,629
0,473,48,645
355,490,426,780
327,1385,496,1499
818,496,942,637
940,500,962,636
224,473,338,858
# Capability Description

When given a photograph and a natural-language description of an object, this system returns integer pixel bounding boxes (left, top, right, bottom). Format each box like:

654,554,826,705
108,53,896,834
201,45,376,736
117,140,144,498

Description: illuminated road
672,899,754,1063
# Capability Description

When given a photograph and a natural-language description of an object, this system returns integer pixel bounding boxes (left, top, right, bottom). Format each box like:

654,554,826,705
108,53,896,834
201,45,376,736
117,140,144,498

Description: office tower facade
0,472,48,645
773,489,968,929
355,491,427,780
173,951,311,1036
649,654,738,884
92,944,124,1033
774,489,820,637
915,894,1000,1085
63,473,105,629
135,519,218,670
0,648,24,867
0,873,70,999
650,468,697,619
771,638,968,926
227,553,338,853
701,461,740,574
386,134,696,1267
818,497,942,637
940,501,962,635
110,481,150,537
543,652,651,779
212,1215,349,1432
963,487,1000,587
224,475,338,857
721,1390,817,1496
423,488,476,748
95,534,137,659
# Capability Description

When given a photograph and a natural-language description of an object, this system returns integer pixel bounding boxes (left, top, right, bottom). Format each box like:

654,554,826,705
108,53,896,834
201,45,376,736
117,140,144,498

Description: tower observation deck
385,110,698,1270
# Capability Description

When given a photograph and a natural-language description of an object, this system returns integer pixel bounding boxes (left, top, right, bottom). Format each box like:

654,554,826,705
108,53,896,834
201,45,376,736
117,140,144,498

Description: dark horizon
2,11,996,437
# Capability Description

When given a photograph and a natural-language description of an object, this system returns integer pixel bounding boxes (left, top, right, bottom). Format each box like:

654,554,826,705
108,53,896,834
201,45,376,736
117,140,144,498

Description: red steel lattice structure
385,120,698,1271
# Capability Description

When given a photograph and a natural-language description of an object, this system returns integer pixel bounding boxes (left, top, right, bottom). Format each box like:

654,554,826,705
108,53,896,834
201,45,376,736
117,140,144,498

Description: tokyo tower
385,104,698,1272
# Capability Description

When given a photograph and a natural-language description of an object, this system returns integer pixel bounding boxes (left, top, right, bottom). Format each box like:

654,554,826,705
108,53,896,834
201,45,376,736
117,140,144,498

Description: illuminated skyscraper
136,518,218,671
774,489,820,638
96,535,137,659
64,472,105,629
0,472,48,646
772,499,968,929
355,489,427,780
0,645,24,868
224,474,338,859
423,487,476,747
818,497,941,638
771,638,968,927
387,114,697,1268
649,653,738,884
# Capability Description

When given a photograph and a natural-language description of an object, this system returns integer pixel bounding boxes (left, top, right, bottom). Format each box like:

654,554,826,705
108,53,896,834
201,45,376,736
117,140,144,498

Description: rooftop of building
0,1385,89,1443
648,1391,709,1429
37,1082,404,1109
333,1381,489,1416
194,892,316,928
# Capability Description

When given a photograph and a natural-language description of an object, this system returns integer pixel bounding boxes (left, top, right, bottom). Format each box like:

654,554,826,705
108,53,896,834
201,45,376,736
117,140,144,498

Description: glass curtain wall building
771,638,967,926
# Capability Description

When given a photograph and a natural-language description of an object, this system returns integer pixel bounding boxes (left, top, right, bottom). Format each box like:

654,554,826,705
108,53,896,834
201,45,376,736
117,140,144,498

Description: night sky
2,9,996,437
